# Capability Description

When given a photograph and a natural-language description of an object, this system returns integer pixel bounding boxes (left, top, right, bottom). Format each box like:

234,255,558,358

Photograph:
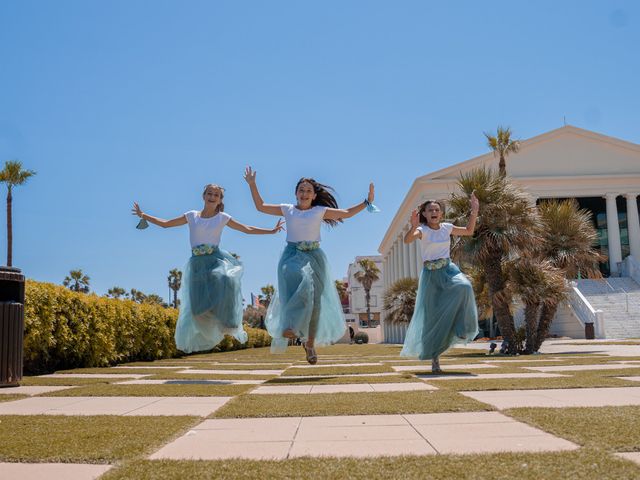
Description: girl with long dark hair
244,167,376,363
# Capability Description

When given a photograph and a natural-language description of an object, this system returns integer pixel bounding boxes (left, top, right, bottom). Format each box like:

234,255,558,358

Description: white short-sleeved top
416,223,454,261
280,204,328,242
184,210,232,248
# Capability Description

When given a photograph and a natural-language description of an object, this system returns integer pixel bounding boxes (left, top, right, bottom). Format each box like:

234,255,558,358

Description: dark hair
202,184,225,213
418,199,445,225
295,177,342,226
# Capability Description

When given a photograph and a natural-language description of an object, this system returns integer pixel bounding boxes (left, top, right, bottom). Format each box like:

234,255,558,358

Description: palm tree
354,258,381,327
449,167,541,354
63,269,91,293
484,126,520,176
532,199,603,351
259,284,275,308
383,277,418,323
168,268,182,308
129,288,147,303
106,286,126,299
145,293,166,306
0,160,36,267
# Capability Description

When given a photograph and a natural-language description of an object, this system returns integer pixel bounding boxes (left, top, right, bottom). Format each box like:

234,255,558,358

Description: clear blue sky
1,1,639,303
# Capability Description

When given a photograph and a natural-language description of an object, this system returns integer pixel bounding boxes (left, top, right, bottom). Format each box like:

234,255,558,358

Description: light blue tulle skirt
175,246,247,353
401,259,478,360
266,242,346,353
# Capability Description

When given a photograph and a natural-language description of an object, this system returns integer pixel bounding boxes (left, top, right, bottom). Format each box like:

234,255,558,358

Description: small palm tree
106,286,126,299
145,293,166,306
259,284,275,308
484,126,520,176
63,269,91,293
0,160,36,267
168,268,182,308
354,258,381,327
129,288,147,303
383,277,418,323
335,279,347,301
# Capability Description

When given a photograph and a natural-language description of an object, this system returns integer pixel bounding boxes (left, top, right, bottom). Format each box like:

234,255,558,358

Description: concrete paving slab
370,383,437,392
296,424,421,442
115,379,264,385
524,364,640,372
616,376,640,382
429,434,577,455
282,372,402,379
418,373,569,381
179,369,284,375
113,366,185,370
404,411,510,425
288,440,436,458
251,385,314,394
150,441,292,460
0,386,77,395
392,364,498,372
0,396,231,416
615,452,640,466
40,373,150,379
291,363,383,368
0,463,112,480
250,383,437,395
461,387,640,408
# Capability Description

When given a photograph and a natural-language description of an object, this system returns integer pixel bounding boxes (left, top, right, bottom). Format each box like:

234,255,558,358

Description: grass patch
20,376,113,386
0,394,28,403
509,406,640,452
101,449,640,480
147,373,275,381
283,365,394,376
183,364,289,371
429,373,637,391
41,383,254,397
0,415,199,463
212,390,492,418
264,374,421,385
56,367,182,375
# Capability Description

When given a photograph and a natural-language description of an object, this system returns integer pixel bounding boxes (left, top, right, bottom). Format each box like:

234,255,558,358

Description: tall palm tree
383,277,418,324
0,160,36,267
484,126,520,176
106,286,126,299
335,280,347,302
63,269,91,293
449,167,541,354
168,268,182,308
354,258,381,327
532,199,603,351
259,284,275,308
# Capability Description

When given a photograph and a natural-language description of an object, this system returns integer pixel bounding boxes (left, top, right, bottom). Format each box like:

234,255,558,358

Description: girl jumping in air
243,167,376,364
132,184,283,354
401,193,479,373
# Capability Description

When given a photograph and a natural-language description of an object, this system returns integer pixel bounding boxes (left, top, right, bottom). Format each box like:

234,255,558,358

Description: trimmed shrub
353,332,369,344
24,280,271,374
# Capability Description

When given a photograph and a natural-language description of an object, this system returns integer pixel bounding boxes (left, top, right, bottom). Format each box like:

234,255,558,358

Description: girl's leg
431,356,442,373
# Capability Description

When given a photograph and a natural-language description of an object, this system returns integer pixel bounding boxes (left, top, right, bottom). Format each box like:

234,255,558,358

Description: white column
389,248,395,285
402,234,411,279
605,193,623,275
626,193,640,260
393,242,400,282
408,238,417,278
414,241,422,275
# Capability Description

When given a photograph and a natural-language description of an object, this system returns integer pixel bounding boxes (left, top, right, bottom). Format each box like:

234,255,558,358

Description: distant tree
484,126,520,176
243,305,267,328
0,160,36,266
63,269,90,293
145,293,166,307
259,284,275,308
105,286,126,299
354,258,381,327
168,268,182,308
129,288,147,303
383,278,418,323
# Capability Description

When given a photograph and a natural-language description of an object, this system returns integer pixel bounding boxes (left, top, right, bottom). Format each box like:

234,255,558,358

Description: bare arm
404,210,422,244
243,166,283,216
451,191,479,237
324,183,375,221
227,218,285,235
132,202,187,228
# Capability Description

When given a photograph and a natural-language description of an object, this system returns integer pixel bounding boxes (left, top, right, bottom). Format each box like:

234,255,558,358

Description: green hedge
24,280,272,374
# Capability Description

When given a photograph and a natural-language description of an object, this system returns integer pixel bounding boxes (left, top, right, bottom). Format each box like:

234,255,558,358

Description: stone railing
621,255,640,285
568,282,606,339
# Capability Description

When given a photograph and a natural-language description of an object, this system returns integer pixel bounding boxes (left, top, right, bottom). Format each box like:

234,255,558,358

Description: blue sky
1,0,639,303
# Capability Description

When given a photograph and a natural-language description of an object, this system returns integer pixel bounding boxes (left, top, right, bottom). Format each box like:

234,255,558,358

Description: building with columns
378,125,640,340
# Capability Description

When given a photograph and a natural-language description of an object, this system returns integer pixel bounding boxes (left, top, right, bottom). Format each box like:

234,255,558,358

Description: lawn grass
283,365,394,376
181,364,289,370
429,373,638,391
264,374,421,385
40,383,254,397
509,406,640,452
56,367,182,375
0,415,199,463
147,373,275,381
20,376,113,386
100,449,640,480
0,394,28,403
211,390,492,418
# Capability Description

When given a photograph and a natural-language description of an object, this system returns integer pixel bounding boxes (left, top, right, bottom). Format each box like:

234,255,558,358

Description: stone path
250,382,437,394
0,463,111,480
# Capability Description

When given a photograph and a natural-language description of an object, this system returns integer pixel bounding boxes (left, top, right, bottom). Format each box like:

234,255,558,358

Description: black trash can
0,266,25,387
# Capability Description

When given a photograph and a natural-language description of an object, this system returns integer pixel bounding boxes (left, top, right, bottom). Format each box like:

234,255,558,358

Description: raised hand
272,218,285,233
132,202,143,217
244,166,257,184
410,209,420,228
367,183,375,203
470,190,480,213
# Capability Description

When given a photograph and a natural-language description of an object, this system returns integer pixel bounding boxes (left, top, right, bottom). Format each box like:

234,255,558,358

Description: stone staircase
575,278,640,338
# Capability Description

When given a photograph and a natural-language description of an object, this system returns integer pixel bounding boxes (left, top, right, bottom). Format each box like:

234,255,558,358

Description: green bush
354,332,369,344
24,280,271,374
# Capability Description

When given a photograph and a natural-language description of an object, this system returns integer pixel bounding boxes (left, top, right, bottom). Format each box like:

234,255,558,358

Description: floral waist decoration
295,241,320,252
192,244,219,256
423,258,449,270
